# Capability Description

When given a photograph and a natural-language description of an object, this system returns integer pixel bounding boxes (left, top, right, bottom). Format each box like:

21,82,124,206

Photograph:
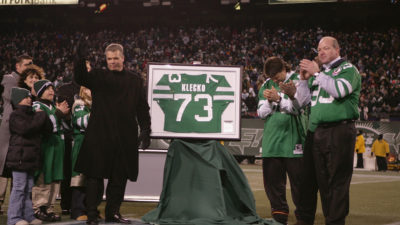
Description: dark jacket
56,81,80,138
73,59,151,181
6,105,53,172
56,81,80,108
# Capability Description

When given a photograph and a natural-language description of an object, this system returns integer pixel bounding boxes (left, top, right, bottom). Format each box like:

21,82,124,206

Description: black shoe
34,206,53,222
87,219,99,225
105,213,131,224
48,212,61,222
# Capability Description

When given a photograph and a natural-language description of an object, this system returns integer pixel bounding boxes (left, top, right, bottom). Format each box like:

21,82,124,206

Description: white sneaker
29,219,42,225
15,220,29,225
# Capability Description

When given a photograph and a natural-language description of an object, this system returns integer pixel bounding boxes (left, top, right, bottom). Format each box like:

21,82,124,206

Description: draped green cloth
142,139,277,225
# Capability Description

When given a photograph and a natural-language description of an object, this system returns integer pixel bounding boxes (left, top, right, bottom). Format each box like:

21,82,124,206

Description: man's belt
318,119,355,128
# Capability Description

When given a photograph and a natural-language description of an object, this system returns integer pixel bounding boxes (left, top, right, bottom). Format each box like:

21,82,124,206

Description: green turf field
242,164,400,225
1,164,399,225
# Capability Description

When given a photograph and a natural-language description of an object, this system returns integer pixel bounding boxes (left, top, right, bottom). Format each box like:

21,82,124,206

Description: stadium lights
95,3,108,13
234,2,240,10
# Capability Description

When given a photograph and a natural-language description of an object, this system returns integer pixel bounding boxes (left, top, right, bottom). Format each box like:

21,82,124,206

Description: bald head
317,36,341,64
319,36,340,49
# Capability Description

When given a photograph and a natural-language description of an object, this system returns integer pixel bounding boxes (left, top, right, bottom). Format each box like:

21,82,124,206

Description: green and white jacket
32,99,65,184
257,72,308,158
296,57,361,132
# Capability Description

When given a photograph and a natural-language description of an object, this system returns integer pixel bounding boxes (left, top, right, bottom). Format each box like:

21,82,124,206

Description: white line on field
242,168,262,172
384,222,400,225
243,168,400,178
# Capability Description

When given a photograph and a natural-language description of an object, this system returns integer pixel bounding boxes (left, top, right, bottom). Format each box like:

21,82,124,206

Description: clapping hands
279,80,296,100
56,100,70,114
263,86,281,103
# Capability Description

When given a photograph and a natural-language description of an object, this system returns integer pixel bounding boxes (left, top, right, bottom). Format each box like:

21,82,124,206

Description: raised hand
300,59,320,75
56,100,70,114
76,36,89,59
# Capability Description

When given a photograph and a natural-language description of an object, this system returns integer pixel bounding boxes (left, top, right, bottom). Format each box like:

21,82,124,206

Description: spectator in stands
371,134,390,171
74,43,151,224
355,130,366,168
6,87,52,225
257,57,307,225
0,54,33,215
31,80,70,222
0,27,399,119
241,89,249,101
359,102,368,121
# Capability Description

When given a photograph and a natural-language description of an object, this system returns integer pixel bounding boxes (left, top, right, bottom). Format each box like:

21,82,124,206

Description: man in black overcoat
74,43,151,224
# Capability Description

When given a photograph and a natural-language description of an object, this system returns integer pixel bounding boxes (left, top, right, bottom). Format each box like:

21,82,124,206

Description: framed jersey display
147,63,242,140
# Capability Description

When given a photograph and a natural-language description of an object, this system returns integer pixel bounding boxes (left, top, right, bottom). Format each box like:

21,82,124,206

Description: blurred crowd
1,26,399,120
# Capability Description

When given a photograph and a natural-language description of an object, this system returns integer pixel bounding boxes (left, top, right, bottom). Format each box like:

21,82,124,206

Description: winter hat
34,79,53,98
11,87,31,107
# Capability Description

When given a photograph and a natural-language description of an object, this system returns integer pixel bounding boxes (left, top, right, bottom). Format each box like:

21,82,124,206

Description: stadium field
1,164,399,225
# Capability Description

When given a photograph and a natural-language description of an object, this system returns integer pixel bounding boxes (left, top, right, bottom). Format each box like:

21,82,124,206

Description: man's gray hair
319,36,340,49
105,43,124,55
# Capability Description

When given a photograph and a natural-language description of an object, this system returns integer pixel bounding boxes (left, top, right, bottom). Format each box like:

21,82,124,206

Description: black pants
85,161,128,221
71,187,86,219
60,136,72,211
295,122,356,225
262,157,302,224
376,156,387,171
356,153,364,168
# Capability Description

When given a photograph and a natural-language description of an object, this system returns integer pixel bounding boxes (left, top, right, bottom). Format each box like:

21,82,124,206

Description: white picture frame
147,63,242,140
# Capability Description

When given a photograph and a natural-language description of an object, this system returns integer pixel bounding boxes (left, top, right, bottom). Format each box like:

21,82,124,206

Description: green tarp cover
142,139,276,225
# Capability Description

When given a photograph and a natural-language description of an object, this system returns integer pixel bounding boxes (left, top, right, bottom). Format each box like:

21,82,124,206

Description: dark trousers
296,122,356,225
86,177,104,220
356,153,364,168
71,187,86,219
376,156,387,171
60,136,72,211
86,160,128,221
262,157,302,224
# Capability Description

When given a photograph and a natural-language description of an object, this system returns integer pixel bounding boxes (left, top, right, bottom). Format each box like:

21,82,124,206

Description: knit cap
11,87,31,107
33,79,53,98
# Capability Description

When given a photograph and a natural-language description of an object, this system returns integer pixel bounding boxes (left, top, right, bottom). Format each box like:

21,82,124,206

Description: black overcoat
73,60,151,181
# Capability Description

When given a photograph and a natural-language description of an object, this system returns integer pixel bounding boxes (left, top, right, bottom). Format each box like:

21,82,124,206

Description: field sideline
1,164,399,225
